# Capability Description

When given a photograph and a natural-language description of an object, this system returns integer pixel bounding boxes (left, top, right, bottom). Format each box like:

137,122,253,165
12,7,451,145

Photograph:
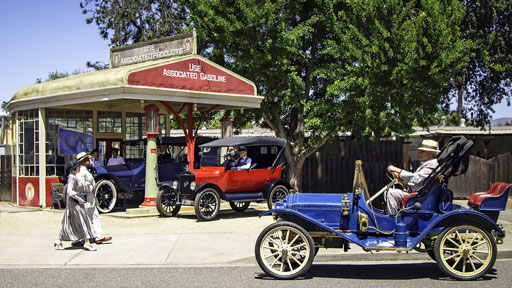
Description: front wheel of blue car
156,187,181,217
194,188,220,221
94,179,117,213
255,221,315,280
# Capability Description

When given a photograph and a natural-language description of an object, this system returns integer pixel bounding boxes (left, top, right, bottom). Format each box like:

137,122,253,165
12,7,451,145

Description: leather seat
469,183,511,211
467,182,503,208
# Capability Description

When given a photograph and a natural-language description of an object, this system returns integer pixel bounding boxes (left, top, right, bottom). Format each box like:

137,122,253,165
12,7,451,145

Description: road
1,260,511,288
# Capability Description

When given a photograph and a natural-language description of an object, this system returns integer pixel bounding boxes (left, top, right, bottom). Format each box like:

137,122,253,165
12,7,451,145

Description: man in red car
231,146,252,170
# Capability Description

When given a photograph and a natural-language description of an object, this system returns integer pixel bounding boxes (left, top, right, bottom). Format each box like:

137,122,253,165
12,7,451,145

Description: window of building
98,111,122,133
17,110,39,176
126,113,145,140
46,109,93,176
160,114,167,136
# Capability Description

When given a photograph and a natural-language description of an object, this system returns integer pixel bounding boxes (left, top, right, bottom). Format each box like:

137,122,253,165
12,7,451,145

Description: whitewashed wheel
255,221,315,279
94,179,117,213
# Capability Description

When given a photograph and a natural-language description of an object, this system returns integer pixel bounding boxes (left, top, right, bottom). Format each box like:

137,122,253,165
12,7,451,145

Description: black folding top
199,136,286,148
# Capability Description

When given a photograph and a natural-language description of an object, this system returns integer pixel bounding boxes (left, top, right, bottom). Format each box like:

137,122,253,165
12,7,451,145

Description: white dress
57,174,94,241
77,165,103,239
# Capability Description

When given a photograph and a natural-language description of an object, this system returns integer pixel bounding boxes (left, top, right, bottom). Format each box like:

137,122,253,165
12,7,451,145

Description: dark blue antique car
255,136,510,280
93,136,214,213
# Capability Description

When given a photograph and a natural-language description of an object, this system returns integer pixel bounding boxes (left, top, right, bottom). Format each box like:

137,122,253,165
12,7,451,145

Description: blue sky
0,0,510,119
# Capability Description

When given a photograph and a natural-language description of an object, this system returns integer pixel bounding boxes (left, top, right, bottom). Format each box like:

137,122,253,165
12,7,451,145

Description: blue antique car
255,136,510,280
93,136,214,213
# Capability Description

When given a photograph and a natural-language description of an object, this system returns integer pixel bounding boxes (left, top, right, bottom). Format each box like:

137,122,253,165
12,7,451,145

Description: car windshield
200,146,228,167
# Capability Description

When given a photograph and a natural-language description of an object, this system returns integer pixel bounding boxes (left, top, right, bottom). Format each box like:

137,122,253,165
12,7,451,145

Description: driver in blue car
385,139,440,215
231,146,252,170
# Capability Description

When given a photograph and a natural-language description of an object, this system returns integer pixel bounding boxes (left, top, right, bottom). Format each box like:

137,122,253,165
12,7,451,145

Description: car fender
95,174,130,194
412,209,505,247
196,183,226,200
262,179,291,198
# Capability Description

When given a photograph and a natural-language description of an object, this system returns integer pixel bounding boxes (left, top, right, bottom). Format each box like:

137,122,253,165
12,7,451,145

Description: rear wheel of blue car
94,179,117,213
156,187,181,217
267,185,289,210
194,188,220,221
434,224,497,280
255,221,315,280
229,201,250,212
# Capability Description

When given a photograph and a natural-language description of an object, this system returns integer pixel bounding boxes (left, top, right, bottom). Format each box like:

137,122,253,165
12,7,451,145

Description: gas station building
6,33,263,208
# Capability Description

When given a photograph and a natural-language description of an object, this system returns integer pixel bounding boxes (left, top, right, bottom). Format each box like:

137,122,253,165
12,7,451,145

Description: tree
326,0,472,137
81,0,472,192
445,0,512,127
80,0,188,46
35,70,82,84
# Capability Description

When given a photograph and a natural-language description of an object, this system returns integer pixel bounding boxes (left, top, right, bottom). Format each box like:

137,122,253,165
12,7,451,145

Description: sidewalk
0,201,511,268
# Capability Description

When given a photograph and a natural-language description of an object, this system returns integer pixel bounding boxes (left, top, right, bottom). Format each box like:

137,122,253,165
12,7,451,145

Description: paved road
1,260,511,288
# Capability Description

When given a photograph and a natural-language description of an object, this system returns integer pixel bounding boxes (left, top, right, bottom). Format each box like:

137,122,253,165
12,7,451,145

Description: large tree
327,0,473,137
444,0,512,127
81,0,472,192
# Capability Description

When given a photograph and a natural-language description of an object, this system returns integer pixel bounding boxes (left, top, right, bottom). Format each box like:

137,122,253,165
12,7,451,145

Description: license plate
180,199,193,205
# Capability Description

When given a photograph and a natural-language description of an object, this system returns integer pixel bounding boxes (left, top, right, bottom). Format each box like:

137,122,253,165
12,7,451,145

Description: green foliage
80,0,189,46
35,70,82,84
443,0,512,127
327,0,472,138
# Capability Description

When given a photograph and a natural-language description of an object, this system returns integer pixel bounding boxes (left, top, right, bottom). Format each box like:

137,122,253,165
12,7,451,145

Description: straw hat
418,139,440,153
76,152,92,162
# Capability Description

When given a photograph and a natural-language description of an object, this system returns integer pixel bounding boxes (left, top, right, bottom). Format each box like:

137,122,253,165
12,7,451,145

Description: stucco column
38,108,46,207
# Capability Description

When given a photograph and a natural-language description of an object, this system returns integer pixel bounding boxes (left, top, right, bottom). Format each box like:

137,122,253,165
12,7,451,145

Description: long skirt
58,198,94,242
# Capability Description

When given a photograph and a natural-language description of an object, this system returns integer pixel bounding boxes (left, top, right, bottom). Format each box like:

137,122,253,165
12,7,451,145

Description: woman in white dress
54,161,96,251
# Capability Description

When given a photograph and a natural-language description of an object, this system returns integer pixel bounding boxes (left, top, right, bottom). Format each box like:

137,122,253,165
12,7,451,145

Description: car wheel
267,185,289,209
156,187,181,217
255,221,315,280
229,201,250,212
194,188,220,221
94,179,117,213
434,224,497,280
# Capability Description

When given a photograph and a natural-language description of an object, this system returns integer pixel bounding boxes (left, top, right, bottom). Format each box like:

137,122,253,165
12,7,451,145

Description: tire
267,185,289,210
434,224,497,280
194,188,220,221
156,187,181,217
230,201,250,212
255,221,315,280
94,179,117,213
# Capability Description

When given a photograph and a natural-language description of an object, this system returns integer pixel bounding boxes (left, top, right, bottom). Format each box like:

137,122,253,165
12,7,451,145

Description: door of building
96,139,123,167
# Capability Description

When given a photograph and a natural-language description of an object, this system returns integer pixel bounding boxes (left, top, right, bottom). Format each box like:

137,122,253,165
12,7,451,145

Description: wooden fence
303,140,404,197
302,142,511,200
448,153,512,198
0,155,12,201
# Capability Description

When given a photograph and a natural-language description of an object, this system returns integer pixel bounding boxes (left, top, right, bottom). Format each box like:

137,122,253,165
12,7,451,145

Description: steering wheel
388,171,407,190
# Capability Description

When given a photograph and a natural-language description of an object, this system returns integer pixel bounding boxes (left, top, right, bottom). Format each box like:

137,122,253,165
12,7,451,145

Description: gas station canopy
8,54,263,113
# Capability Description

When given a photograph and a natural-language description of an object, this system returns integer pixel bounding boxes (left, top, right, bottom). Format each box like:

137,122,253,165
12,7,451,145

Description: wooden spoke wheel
194,188,220,221
255,221,315,279
434,225,497,280
156,187,181,217
229,201,250,212
267,185,289,210
94,179,117,213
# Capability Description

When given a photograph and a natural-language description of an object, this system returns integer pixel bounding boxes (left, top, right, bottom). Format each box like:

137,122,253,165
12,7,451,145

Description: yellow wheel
434,225,497,280
255,221,315,279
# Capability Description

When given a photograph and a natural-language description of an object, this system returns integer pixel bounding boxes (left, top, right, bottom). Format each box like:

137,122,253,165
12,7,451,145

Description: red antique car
156,136,290,221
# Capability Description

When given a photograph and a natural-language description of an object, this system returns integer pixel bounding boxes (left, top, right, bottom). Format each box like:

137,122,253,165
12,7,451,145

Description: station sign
110,32,196,68
128,57,256,96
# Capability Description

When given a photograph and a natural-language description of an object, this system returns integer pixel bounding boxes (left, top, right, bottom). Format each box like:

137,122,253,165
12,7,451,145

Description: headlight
172,181,178,190
190,181,196,190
